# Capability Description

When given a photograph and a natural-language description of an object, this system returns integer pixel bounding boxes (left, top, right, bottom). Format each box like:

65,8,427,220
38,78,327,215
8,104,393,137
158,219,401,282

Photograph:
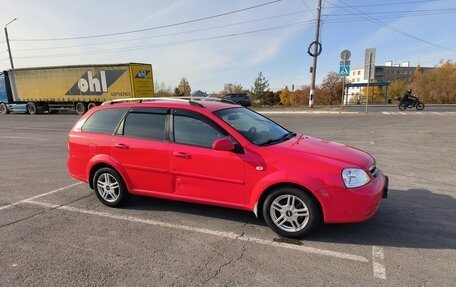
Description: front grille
369,163,379,179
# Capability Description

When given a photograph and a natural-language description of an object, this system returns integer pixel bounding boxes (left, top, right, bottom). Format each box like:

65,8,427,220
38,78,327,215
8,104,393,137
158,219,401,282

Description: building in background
190,90,208,98
345,61,434,104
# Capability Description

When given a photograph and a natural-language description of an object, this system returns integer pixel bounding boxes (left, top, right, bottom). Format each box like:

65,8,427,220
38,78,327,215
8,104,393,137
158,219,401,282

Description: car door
110,107,172,194
169,109,245,207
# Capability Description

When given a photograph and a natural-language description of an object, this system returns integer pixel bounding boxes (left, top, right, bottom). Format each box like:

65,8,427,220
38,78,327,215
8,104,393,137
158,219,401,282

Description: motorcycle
398,96,425,111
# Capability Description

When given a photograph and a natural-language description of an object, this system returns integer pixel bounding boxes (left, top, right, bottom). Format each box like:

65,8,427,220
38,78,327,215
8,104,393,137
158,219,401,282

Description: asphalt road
344,104,456,113
0,112,455,286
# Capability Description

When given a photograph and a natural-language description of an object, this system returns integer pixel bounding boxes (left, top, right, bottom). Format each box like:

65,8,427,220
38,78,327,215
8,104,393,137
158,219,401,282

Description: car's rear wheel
93,167,130,207
263,187,321,238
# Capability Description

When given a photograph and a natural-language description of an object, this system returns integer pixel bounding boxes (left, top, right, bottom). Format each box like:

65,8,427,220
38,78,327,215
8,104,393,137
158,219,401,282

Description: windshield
214,108,294,146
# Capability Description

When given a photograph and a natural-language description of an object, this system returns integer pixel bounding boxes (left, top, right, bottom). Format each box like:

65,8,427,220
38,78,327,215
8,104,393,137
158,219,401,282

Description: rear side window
82,108,128,135
123,112,166,141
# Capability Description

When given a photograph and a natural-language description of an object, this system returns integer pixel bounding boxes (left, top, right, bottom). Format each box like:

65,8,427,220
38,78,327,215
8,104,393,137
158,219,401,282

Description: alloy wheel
270,194,310,232
96,173,121,203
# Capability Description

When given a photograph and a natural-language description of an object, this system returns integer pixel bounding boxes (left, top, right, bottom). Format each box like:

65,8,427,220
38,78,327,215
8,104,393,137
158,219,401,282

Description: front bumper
321,170,388,223
382,176,389,198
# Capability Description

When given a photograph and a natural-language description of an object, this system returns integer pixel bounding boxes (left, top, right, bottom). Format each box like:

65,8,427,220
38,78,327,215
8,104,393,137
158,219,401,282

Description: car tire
27,102,37,115
75,102,87,115
0,103,9,114
262,187,321,238
93,167,130,208
87,102,97,110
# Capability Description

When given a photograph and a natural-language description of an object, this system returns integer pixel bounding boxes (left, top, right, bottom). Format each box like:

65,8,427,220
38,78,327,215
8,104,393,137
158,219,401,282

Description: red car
67,98,388,238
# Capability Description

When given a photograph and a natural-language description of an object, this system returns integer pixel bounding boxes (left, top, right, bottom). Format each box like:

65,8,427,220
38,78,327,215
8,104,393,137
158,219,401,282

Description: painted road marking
380,111,456,116
23,199,369,263
0,136,49,141
0,182,82,211
372,246,387,280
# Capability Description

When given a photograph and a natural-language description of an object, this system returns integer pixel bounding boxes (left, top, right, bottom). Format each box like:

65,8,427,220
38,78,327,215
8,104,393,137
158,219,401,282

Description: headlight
342,168,371,188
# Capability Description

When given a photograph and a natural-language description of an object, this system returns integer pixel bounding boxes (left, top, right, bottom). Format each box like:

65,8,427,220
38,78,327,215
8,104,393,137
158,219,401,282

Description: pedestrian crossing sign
339,65,350,76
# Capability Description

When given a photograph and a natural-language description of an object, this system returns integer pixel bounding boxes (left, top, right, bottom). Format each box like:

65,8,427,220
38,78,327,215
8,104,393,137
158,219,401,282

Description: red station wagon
67,98,388,238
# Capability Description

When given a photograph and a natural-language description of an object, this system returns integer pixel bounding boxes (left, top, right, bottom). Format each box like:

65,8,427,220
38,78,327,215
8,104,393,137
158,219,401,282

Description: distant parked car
67,97,388,238
222,93,251,107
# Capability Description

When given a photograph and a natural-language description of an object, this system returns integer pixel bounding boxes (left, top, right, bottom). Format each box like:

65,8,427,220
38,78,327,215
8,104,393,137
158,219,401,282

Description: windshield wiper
259,132,296,146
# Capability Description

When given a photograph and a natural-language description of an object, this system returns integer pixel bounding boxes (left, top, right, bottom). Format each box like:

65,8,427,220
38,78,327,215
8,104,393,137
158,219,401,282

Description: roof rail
101,97,236,107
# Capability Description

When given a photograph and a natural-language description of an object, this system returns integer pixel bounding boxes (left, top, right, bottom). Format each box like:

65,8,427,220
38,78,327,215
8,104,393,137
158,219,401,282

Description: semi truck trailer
0,63,154,115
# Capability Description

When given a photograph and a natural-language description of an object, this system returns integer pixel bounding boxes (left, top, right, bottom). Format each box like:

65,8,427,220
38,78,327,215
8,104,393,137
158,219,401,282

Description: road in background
343,104,456,113
0,113,455,286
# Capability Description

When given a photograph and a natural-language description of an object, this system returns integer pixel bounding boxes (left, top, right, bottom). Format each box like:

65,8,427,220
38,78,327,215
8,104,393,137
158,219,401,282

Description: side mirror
212,138,235,152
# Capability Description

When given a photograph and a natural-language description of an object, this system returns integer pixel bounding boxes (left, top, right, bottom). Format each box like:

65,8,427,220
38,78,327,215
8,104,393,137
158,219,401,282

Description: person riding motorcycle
401,89,418,107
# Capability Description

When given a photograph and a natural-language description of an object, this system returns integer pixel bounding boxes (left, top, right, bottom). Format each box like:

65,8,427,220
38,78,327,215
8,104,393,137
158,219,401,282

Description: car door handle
114,143,129,150
173,151,190,159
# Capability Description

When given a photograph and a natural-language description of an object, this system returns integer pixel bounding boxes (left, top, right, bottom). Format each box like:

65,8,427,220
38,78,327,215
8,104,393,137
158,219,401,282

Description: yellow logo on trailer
130,64,154,98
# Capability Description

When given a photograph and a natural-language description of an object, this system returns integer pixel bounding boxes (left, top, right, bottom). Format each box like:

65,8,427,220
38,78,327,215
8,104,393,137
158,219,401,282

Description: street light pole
4,18,17,69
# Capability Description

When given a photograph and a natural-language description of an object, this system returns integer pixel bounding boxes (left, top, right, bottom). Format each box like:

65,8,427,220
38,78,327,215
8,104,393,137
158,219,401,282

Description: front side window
123,112,166,141
82,108,128,135
173,114,227,148
214,108,292,146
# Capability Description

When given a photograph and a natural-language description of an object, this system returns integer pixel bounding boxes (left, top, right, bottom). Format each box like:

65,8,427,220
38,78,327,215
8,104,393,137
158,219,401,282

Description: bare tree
222,83,244,95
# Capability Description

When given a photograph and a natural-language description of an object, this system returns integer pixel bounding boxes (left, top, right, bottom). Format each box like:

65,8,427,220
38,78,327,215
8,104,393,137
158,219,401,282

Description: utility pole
308,0,323,107
4,18,17,69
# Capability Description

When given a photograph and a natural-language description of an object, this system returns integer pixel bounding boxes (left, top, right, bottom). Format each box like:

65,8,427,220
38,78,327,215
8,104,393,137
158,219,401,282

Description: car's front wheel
263,187,321,238
93,167,130,207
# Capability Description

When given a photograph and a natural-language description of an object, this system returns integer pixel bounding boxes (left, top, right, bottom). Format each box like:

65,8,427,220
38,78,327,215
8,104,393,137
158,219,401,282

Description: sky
1,0,455,92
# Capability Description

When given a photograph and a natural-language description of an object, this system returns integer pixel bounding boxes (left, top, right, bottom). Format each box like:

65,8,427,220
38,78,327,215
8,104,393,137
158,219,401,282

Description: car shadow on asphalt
128,188,455,249
308,188,456,249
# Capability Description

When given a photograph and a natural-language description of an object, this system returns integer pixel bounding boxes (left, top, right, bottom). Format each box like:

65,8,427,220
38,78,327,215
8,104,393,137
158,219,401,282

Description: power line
326,0,455,53
13,20,315,60
301,0,317,18
11,0,282,42
326,8,456,17
13,9,315,53
334,0,443,8
323,10,456,23
12,8,456,56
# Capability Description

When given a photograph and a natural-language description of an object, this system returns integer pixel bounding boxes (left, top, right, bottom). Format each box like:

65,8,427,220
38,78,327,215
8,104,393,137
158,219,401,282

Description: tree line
153,60,456,105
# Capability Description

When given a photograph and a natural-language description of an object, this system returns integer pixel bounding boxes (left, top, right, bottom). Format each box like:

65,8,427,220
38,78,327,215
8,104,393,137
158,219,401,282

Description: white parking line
431,112,442,115
22,199,370,263
372,246,387,280
0,182,82,211
0,136,48,141
382,112,390,115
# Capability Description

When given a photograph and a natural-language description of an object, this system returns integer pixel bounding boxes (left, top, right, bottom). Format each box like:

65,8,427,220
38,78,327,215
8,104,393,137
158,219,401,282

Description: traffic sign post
339,65,350,76
339,50,351,107
364,48,376,114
